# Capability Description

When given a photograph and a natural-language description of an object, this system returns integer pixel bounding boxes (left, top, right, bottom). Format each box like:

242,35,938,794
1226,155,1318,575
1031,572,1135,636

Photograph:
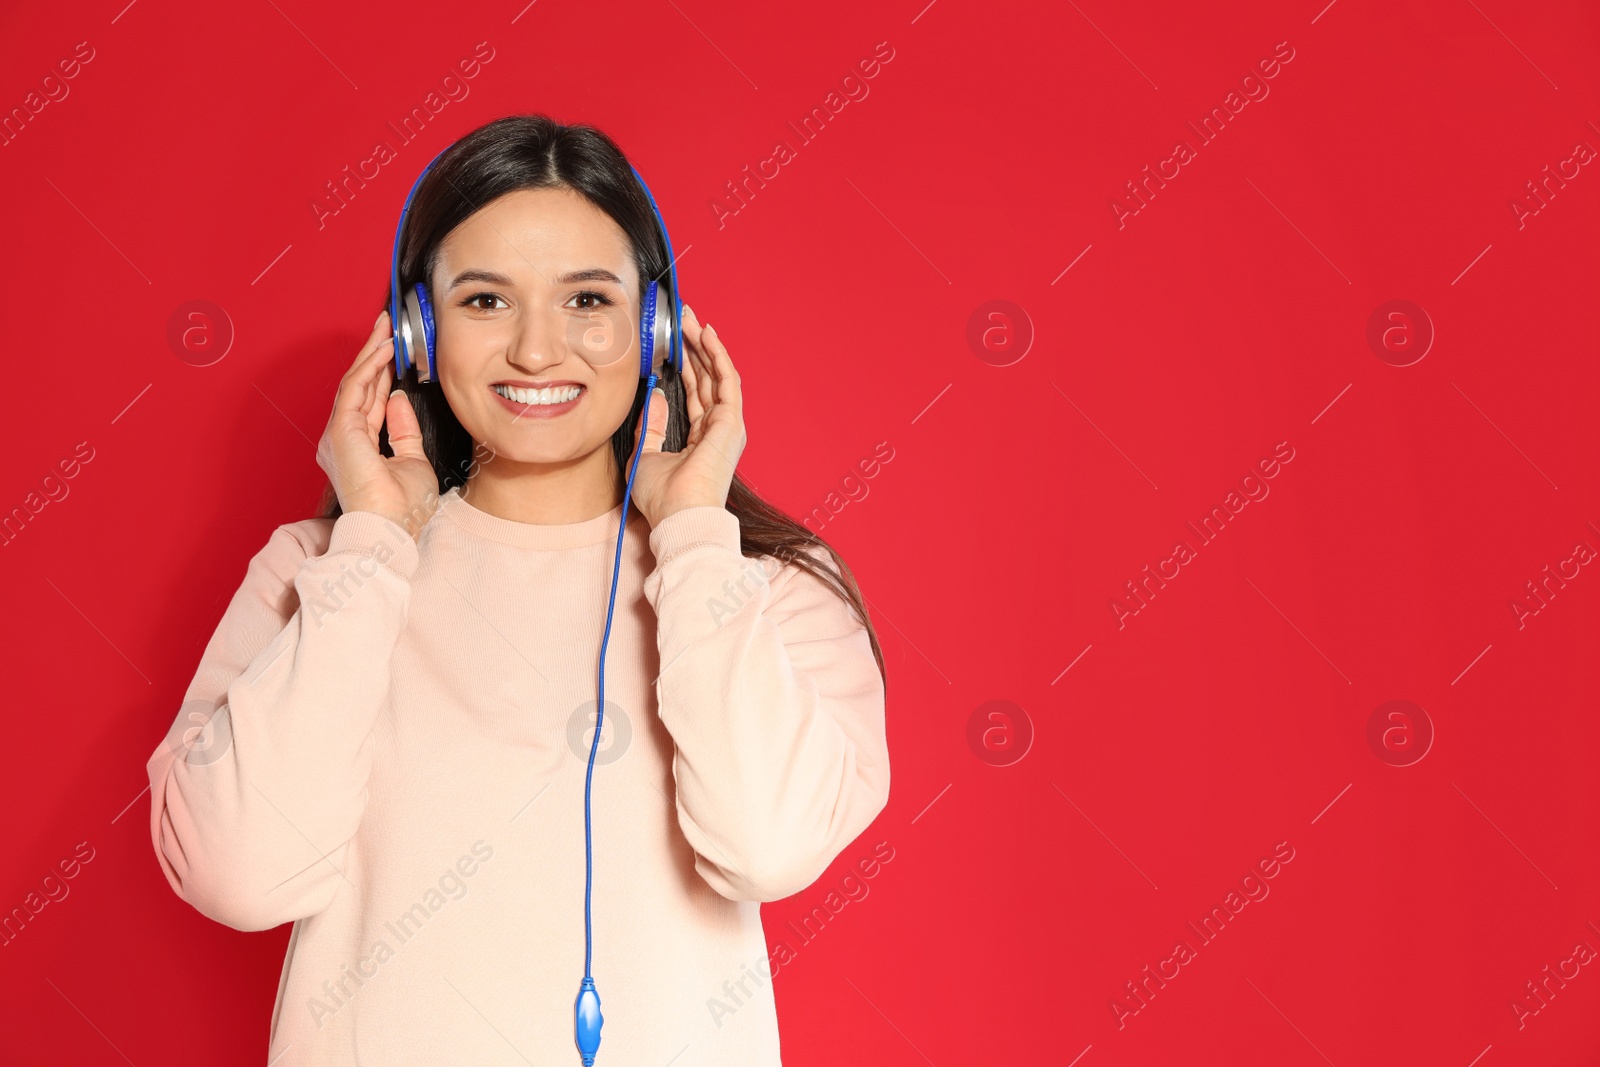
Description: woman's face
429,186,652,470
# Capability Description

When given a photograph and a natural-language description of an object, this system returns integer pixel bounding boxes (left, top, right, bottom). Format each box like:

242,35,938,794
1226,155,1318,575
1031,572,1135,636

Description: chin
488,428,608,466
489,435,579,463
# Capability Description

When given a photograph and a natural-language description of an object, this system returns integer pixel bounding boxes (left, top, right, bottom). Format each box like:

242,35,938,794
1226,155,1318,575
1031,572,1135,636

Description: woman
145,114,890,1066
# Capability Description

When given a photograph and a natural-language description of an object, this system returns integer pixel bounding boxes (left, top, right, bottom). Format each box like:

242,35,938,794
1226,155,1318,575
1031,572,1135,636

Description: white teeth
494,384,582,405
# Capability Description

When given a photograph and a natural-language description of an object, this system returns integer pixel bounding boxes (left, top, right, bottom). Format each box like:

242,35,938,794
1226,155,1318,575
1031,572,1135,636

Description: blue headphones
388,149,684,383
387,139,685,1067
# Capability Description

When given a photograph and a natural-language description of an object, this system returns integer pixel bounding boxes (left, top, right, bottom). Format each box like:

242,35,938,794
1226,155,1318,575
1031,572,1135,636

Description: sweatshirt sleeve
145,511,419,932
641,505,890,902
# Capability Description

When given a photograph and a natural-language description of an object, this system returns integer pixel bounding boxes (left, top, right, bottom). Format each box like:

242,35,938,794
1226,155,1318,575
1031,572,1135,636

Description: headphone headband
389,146,448,383
628,164,685,380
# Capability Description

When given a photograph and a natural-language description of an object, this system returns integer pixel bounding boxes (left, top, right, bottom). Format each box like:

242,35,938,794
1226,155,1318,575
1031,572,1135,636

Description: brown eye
567,291,615,310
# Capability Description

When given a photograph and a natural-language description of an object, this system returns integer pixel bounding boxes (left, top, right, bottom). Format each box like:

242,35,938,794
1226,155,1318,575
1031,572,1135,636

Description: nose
508,306,571,373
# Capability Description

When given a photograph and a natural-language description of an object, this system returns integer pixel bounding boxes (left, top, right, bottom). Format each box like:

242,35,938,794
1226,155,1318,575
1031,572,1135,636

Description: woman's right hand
315,311,440,541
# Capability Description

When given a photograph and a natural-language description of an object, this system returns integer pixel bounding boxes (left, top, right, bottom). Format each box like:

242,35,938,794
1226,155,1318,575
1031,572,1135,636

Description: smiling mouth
491,383,585,406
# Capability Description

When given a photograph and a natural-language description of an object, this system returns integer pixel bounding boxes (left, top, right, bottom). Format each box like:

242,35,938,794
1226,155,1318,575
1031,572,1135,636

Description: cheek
590,367,642,432
437,351,488,433
434,321,473,385
574,304,633,365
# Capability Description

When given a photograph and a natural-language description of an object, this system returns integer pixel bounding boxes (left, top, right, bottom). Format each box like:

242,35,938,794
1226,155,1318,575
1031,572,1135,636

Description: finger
693,399,746,476
361,341,383,415
687,360,711,448
687,329,714,419
681,305,707,358
681,344,705,429
339,331,394,418
385,387,427,462
698,344,715,416
347,315,395,386
366,359,394,440
637,386,668,456
334,336,394,432
345,332,397,421
702,323,740,411
680,303,706,349
346,311,393,379
679,305,712,387
700,324,743,457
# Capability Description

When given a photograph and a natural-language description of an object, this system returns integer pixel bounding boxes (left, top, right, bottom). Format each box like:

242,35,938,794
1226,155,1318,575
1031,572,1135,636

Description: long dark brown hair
314,114,884,686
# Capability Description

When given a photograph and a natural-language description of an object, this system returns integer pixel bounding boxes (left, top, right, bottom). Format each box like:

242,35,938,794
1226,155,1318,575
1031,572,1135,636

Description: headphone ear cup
398,290,419,378
644,281,673,378
402,283,437,382
668,289,682,374
638,281,658,378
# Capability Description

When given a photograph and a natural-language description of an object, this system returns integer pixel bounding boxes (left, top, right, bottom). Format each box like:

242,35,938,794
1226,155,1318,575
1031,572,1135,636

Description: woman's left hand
630,305,746,528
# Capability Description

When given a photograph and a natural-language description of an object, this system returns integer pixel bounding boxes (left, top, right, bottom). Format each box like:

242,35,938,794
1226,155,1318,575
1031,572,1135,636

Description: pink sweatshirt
145,485,890,1065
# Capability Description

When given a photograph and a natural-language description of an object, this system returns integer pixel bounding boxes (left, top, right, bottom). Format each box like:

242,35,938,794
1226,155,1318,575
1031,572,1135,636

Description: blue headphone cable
575,372,659,1066
386,141,677,1066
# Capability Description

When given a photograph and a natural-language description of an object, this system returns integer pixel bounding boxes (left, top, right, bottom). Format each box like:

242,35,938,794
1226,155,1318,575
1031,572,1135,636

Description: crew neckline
438,485,635,549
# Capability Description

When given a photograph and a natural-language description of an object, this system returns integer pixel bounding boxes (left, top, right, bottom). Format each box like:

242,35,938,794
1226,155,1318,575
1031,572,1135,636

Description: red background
2,0,1598,1063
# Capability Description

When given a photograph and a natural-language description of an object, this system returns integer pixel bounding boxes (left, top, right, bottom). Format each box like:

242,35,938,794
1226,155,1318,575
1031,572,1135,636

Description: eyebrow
444,267,626,290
